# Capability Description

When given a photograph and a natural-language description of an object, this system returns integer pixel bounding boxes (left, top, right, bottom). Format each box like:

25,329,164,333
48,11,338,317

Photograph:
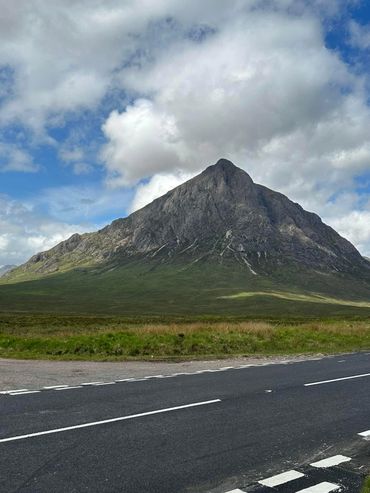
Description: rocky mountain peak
8,159,369,280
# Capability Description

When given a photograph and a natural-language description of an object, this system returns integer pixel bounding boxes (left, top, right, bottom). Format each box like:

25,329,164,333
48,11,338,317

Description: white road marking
91,382,116,386
43,385,69,389
54,386,82,391
225,490,246,493
310,455,351,468
115,378,136,382
358,429,370,437
0,389,29,394
259,470,304,487
9,390,40,395
304,372,370,386
80,382,106,385
265,389,272,393
0,399,221,444
295,481,340,493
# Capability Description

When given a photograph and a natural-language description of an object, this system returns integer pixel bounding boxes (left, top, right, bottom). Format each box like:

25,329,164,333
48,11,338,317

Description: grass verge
362,477,370,493
0,314,369,361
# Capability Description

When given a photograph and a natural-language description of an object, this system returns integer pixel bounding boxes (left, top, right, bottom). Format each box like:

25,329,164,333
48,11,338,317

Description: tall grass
0,316,369,361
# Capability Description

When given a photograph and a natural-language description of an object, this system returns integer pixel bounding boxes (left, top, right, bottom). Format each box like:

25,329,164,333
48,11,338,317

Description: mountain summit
11,158,367,278
4,159,370,315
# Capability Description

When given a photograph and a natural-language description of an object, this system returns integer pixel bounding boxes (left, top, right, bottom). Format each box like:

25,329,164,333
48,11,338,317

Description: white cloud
328,210,370,256
349,20,370,49
0,194,92,265
97,5,370,256
101,9,368,198
0,142,38,172
102,100,188,185
31,184,134,224
0,1,370,258
130,171,194,212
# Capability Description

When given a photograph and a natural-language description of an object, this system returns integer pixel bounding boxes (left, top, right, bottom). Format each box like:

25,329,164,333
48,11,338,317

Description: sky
1,0,370,266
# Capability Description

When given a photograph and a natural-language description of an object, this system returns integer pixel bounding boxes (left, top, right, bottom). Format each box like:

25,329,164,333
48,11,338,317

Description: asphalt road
0,352,369,493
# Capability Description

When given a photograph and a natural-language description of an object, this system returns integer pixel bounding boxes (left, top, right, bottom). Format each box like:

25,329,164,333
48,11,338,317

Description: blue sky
1,0,370,265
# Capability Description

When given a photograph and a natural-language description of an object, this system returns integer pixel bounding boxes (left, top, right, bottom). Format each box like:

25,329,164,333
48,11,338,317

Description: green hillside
1,258,370,318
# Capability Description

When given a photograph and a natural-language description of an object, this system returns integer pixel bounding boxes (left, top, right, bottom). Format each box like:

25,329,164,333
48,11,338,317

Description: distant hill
2,159,370,317
0,265,17,278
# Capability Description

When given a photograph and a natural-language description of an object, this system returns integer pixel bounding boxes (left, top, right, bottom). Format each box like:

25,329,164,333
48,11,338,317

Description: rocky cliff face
10,159,369,279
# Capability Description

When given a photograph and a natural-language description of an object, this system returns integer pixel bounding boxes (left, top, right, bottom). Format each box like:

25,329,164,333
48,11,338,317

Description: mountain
0,265,17,277
2,159,370,316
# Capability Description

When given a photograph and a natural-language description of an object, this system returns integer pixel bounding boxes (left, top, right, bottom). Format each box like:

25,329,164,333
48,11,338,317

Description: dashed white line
310,455,351,468
43,385,69,389
295,481,340,493
0,399,221,444
0,389,29,394
304,372,370,386
258,470,304,487
225,489,245,493
358,429,370,437
54,386,82,391
91,382,116,386
80,382,105,386
9,390,40,395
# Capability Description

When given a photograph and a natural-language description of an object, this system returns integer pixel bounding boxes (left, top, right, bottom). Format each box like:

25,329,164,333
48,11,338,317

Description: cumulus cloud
349,20,370,49
0,195,92,265
102,10,368,197
130,171,194,212
98,4,370,254
102,101,187,186
328,210,370,256
0,1,370,257
0,143,37,172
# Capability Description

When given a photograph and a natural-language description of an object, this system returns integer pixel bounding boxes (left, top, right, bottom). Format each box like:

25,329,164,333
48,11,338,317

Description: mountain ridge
8,159,368,282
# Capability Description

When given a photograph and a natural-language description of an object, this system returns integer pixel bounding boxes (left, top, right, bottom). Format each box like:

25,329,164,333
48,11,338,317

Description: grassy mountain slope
1,257,370,317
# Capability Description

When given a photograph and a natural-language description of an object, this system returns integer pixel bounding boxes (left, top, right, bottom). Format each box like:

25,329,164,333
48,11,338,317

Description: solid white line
259,470,304,487
0,399,221,444
115,378,136,382
54,386,82,391
225,490,246,493
295,481,340,493
310,455,351,468
9,390,40,395
304,372,370,386
358,429,370,437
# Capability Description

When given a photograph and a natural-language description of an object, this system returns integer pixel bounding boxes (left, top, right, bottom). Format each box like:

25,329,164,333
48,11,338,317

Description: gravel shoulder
0,354,326,391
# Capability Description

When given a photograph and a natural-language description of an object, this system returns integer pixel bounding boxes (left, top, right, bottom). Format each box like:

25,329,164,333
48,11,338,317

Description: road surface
0,352,369,492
